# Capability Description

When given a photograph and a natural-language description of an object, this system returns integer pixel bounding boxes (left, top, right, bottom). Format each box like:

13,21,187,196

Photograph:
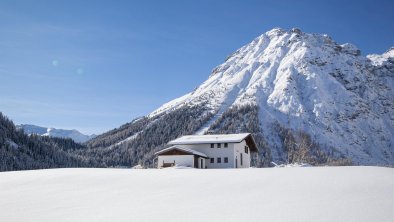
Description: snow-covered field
1,167,393,222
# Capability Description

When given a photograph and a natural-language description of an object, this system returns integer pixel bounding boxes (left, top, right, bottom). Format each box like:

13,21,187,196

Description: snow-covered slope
17,124,96,143
148,28,393,165
0,167,393,222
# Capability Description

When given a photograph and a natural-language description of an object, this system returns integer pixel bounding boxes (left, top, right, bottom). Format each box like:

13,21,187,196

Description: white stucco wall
174,141,251,168
233,140,251,168
174,143,233,168
158,155,194,168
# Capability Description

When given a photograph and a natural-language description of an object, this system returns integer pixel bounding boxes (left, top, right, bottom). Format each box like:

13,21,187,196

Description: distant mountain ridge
17,124,96,143
0,113,99,171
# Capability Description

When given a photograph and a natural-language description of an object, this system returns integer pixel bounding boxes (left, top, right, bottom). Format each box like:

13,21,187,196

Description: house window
224,157,228,163
217,157,221,163
224,143,228,148
210,143,214,148
217,143,221,148
245,146,249,154
240,153,243,166
210,158,214,163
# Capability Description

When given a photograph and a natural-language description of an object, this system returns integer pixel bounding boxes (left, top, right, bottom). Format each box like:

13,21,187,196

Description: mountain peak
384,47,394,57
340,43,361,56
263,27,303,36
265,27,303,36
265,27,286,36
367,46,394,66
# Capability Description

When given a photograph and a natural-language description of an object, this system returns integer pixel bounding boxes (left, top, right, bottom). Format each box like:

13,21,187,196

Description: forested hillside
0,112,101,171
79,105,213,167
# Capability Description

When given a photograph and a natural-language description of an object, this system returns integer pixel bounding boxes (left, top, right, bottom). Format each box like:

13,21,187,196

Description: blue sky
1,0,393,134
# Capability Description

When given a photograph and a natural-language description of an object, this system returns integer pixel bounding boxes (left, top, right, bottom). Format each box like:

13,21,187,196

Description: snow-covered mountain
17,124,96,143
87,28,394,167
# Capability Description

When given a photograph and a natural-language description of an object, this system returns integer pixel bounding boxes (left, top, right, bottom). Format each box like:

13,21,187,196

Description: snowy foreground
1,167,393,222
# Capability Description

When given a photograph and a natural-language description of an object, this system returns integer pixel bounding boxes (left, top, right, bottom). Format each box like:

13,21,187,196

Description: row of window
210,157,228,163
210,143,249,154
209,156,244,166
210,143,228,148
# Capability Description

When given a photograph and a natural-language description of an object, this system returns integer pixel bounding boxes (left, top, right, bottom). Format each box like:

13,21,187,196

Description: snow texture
148,28,394,165
168,133,250,144
0,167,393,222
5,139,19,149
111,131,141,147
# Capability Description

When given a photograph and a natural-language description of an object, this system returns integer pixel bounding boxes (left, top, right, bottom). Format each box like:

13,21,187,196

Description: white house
155,133,258,169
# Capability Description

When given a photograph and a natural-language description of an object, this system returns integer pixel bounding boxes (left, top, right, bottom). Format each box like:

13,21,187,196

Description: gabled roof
168,133,258,152
155,146,208,158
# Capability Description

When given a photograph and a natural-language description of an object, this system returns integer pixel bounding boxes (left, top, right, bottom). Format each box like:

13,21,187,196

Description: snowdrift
0,167,393,222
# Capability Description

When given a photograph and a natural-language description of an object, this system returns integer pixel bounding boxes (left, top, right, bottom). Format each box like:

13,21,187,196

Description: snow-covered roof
155,146,208,158
168,133,257,151
169,133,249,144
